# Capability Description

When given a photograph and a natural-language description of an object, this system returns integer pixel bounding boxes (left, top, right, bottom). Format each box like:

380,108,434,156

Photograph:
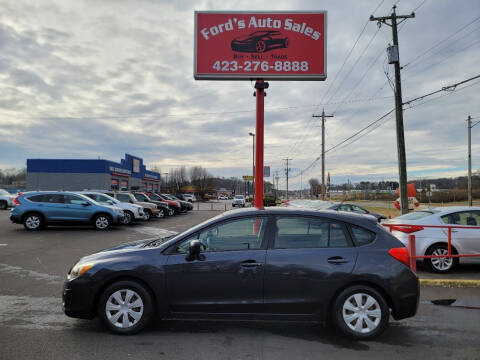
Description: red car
146,193,181,215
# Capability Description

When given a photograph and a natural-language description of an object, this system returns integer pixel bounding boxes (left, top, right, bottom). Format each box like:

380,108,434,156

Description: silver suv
232,195,246,207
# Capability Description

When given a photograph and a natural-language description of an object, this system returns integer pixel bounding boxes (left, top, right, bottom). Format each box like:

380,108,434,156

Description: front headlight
68,263,94,280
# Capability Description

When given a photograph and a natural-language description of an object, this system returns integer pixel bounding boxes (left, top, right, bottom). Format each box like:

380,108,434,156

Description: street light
249,132,255,204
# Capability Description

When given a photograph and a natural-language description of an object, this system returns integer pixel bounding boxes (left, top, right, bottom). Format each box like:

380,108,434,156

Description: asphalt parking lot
1,208,480,360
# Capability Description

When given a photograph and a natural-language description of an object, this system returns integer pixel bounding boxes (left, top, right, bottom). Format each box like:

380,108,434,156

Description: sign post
195,11,326,208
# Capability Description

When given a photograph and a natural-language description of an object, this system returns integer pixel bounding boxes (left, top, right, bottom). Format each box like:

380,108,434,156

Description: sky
0,0,479,189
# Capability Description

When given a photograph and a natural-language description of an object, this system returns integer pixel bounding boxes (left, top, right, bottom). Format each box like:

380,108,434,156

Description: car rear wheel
255,40,266,53
23,213,44,231
0,201,7,210
121,211,133,225
168,208,175,216
425,244,458,273
156,209,165,218
98,280,153,335
332,285,389,340
94,214,111,230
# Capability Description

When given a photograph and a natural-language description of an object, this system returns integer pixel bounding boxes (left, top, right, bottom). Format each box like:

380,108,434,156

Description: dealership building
26,154,161,192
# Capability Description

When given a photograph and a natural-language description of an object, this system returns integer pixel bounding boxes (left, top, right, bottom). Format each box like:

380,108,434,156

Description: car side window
64,195,88,205
350,225,376,246
274,216,351,249
45,194,64,203
441,211,478,226
338,205,351,212
176,217,267,253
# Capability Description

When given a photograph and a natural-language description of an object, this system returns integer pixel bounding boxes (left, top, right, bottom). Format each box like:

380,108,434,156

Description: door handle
451,229,458,233
240,260,263,268
327,256,349,264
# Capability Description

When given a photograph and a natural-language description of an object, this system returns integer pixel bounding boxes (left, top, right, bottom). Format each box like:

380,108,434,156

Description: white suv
0,189,15,210
232,195,246,207
78,191,145,225
183,194,197,202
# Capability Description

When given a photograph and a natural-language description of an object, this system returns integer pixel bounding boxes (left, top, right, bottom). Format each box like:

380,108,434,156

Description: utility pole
370,6,415,214
275,171,279,200
283,158,292,200
313,109,334,200
468,115,472,206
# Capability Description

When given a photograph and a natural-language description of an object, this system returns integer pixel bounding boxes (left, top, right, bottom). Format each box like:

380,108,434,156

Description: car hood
78,234,178,262
136,201,156,208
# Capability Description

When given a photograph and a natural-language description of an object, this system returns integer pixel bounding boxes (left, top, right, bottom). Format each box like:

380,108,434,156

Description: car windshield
234,195,244,199
133,193,148,202
395,211,435,221
162,194,174,200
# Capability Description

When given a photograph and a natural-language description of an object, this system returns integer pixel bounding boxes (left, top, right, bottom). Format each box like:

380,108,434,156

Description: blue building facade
27,154,161,191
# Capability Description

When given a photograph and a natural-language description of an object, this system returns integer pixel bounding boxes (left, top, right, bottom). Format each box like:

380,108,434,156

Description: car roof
432,206,480,214
219,207,379,227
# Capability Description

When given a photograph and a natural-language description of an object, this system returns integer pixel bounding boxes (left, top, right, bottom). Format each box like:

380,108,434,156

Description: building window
120,180,128,190
142,182,147,190
148,183,153,191
111,179,119,190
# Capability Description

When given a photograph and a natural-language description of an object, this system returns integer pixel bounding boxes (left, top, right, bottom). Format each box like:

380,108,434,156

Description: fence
382,223,480,272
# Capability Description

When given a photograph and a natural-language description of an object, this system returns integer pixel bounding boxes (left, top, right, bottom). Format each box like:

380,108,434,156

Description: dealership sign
194,11,327,80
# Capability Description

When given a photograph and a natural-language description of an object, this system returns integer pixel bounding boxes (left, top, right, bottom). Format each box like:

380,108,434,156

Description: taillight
13,196,21,205
389,247,410,267
390,225,424,233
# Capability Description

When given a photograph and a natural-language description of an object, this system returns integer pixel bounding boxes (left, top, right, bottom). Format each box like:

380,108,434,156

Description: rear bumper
390,271,420,320
10,215,21,224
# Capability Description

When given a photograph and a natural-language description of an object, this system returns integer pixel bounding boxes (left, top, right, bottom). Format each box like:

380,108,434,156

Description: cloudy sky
0,0,479,189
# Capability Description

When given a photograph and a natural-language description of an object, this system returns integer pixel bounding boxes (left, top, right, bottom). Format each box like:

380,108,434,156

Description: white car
78,191,145,225
183,194,196,202
232,195,246,207
218,195,229,200
0,189,15,210
386,206,480,273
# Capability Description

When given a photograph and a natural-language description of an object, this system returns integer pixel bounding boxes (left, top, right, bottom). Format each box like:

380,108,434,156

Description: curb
420,278,480,288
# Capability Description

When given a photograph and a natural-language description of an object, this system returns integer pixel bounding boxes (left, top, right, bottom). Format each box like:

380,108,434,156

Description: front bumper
62,277,97,319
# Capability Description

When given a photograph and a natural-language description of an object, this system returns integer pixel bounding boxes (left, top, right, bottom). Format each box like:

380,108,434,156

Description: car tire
93,214,111,230
0,201,7,210
424,243,458,273
168,208,175,216
332,285,389,340
157,209,165,219
23,213,44,231
98,280,153,335
144,210,151,221
122,211,133,225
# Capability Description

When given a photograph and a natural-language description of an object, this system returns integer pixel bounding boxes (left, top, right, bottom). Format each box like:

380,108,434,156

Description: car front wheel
332,285,389,340
121,211,133,225
144,210,151,221
425,244,458,273
98,280,153,335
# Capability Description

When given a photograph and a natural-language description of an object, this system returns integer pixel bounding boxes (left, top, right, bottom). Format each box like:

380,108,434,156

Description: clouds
0,0,479,188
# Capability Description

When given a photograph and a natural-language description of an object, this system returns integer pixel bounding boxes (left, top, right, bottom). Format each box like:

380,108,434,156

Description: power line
402,15,480,70
294,74,480,179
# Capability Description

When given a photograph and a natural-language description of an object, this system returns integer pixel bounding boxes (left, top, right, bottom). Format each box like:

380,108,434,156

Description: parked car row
9,190,193,231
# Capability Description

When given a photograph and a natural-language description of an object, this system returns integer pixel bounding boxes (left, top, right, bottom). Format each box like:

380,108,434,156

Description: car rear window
395,211,434,221
27,194,46,202
274,216,351,249
350,225,376,246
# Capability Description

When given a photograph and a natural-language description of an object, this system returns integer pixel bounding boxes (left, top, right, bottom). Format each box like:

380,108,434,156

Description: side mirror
130,200,134,203
185,240,204,262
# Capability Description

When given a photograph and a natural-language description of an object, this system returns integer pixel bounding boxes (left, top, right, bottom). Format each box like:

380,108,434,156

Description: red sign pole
254,79,268,209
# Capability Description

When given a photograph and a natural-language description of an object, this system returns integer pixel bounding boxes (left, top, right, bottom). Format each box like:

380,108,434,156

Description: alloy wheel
342,293,381,334
105,289,144,329
122,212,132,225
25,216,40,230
431,248,453,271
